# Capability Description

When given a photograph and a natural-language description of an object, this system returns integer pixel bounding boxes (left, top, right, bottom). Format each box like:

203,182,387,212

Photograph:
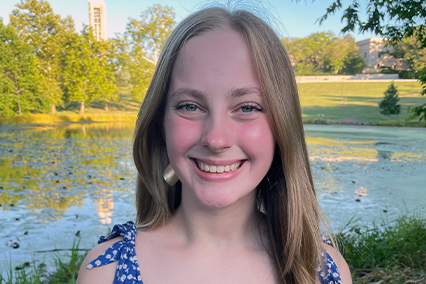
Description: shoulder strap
87,221,142,283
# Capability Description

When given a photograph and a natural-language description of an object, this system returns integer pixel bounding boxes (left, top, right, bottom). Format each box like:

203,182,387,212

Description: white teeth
197,161,241,173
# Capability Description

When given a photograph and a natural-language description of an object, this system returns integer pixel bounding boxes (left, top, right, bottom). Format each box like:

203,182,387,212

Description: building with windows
88,0,107,40
356,38,408,73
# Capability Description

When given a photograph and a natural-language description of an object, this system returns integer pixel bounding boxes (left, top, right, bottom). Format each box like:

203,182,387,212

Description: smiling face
163,28,275,210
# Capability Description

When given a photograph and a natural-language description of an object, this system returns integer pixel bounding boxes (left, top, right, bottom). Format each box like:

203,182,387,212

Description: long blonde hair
133,7,323,283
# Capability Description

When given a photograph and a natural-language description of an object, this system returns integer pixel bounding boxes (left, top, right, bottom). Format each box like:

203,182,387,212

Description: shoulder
77,237,122,284
324,244,352,284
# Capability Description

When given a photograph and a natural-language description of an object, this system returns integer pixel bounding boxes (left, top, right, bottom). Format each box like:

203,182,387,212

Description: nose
200,115,233,153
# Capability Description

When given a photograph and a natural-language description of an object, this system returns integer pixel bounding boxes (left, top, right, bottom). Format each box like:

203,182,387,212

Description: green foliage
0,19,42,116
311,0,426,120
341,52,366,75
386,35,426,72
0,240,87,284
337,213,426,283
125,4,175,101
379,83,401,116
9,0,75,111
282,32,364,75
62,25,117,113
108,36,131,88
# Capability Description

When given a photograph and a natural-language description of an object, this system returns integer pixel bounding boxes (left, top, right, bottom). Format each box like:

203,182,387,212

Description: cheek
239,120,275,160
164,115,201,160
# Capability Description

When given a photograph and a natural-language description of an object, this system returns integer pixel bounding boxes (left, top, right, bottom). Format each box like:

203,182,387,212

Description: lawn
298,81,425,126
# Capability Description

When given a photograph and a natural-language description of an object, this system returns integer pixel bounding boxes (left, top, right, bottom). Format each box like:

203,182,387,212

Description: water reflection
97,189,114,225
306,125,426,229
1,123,425,271
0,122,137,273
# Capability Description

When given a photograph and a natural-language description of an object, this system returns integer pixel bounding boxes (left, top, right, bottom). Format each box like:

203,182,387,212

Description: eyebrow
230,87,262,98
170,87,262,99
170,88,205,99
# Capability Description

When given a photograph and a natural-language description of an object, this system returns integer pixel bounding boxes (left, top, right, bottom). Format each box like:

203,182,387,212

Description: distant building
356,38,409,73
88,0,107,40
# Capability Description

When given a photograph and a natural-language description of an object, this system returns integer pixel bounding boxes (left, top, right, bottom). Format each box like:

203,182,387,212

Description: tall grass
337,213,426,283
0,240,88,284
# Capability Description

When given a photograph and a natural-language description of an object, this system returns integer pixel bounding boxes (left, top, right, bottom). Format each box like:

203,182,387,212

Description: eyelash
175,103,203,112
238,103,265,113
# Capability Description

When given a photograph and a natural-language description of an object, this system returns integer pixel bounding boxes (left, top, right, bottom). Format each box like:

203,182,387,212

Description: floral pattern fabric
87,221,342,284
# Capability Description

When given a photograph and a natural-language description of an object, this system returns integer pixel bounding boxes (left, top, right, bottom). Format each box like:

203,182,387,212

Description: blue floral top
87,221,342,283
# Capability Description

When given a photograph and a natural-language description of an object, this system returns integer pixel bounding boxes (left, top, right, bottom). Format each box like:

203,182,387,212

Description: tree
310,0,426,121
0,19,42,116
9,0,75,113
379,83,401,116
384,35,426,74
341,52,366,74
62,26,117,114
108,35,131,88
125,4,175,101
282,32,364,75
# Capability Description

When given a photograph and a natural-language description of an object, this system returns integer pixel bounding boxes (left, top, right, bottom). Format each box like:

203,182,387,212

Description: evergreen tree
379,83,401,116
0,19,42,116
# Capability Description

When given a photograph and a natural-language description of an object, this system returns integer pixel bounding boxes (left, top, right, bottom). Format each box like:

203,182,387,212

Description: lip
190,158,246,182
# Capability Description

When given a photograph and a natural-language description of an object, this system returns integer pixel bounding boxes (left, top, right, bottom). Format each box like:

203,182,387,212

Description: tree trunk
14,77,22,115
80,100,85,114
104,102,108,111
51,104,56,114
17,92,21,115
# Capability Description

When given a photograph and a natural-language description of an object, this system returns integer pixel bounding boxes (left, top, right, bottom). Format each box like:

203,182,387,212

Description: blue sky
0,0,377,41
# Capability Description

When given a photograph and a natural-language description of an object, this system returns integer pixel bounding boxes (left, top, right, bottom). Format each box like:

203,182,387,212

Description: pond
1,122,425,271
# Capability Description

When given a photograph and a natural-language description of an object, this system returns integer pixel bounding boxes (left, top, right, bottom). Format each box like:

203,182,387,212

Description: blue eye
241,105,255,113
239,104,264,113
176,103,199,112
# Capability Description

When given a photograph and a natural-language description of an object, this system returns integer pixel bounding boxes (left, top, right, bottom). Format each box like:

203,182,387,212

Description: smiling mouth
196,160,242,173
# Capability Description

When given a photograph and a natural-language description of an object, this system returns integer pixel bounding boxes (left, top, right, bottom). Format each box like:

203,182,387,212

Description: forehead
169,28,260,93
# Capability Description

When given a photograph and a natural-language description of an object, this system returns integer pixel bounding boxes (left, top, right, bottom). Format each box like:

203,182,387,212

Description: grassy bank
337,213,426,283
0,90,140,125
1,81,425,127
0,111,137,125
1,214,425,283
299,81,425,127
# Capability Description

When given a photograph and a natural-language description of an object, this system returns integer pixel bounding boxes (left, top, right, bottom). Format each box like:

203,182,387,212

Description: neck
170,194,262,251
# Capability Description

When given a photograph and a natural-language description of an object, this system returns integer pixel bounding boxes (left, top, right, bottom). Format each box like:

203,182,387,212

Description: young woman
77,6,351,284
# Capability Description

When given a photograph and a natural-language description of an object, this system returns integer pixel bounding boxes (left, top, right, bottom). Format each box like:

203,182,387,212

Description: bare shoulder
324,244,352,284
76,237,122,284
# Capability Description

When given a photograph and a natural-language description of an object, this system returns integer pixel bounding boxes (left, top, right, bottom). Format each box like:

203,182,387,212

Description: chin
190,185,256,210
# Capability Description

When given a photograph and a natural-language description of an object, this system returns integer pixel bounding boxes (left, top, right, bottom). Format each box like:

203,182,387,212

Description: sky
0,0,378,41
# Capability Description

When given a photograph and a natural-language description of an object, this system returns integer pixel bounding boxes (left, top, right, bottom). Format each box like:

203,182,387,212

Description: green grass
336,213,426,283
0,240,88,284
299,81,425,126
